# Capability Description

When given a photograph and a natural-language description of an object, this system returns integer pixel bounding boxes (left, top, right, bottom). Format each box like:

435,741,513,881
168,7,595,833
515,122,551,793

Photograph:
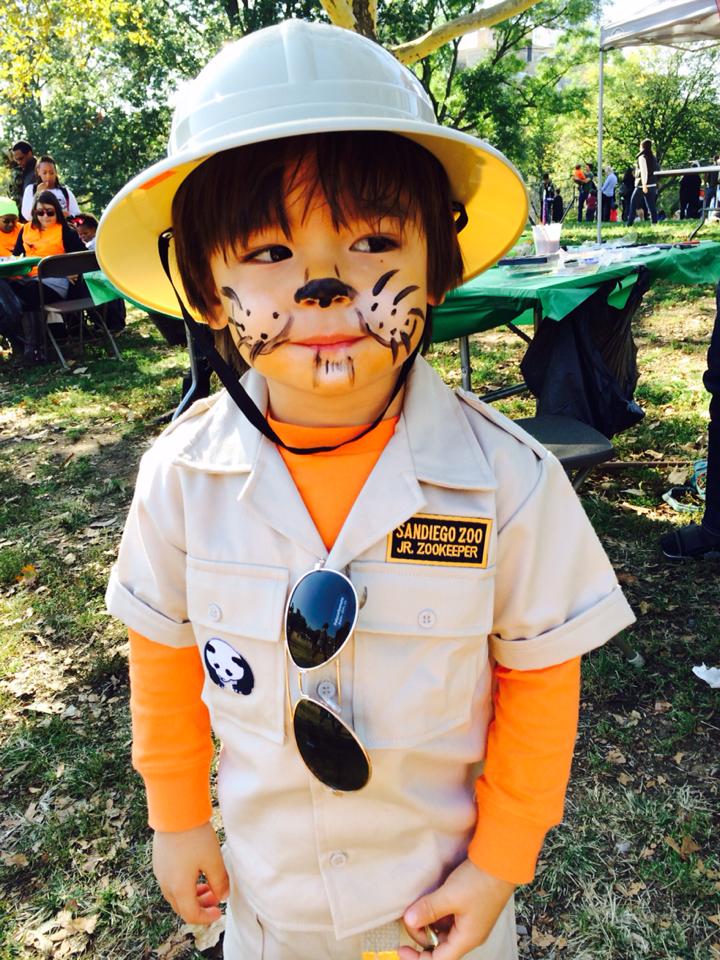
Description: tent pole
597,46,604,244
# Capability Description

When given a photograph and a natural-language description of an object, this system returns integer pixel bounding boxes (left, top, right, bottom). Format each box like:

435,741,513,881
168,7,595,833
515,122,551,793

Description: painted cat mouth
294,334,365,347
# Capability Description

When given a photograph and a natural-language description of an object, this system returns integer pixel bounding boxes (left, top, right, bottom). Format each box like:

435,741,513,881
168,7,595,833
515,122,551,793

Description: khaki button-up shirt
107,358,634,937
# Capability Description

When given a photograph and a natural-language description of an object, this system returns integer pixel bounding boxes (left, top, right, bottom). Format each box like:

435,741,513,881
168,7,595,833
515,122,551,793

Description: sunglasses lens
286,570,357,669
293,699,369,791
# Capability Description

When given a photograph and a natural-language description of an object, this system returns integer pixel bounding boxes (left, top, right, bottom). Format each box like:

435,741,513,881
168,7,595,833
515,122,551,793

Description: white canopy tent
596,0,720,239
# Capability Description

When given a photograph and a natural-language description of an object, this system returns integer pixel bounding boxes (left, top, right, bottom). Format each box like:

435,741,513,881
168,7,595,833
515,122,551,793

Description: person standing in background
619,166,635,222
679,162,702,220
9,142,36,219
705,155,719,210
627,139,659,226
540,172,555,224
661,284,720,560
600,165,617,222
572,163,587,221
21,155,81,221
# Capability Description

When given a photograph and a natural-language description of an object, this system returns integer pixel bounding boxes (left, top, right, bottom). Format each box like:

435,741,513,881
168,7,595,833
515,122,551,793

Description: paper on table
692,663,720,688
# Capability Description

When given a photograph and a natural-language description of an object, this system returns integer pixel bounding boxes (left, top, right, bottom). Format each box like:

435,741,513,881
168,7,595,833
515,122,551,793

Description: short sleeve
491,452,635,669
21,185,33,221
106,448,196,648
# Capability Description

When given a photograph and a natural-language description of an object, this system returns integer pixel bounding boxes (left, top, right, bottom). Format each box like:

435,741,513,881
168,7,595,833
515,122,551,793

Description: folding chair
515,413,615,491
36,251,122,370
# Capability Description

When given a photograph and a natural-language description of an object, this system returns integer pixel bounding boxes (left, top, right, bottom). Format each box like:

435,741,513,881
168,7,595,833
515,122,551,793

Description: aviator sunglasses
285,568,370,791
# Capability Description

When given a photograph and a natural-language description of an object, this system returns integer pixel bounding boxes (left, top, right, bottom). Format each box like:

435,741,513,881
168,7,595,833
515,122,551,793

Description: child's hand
400,859,515,960
152,822,229,924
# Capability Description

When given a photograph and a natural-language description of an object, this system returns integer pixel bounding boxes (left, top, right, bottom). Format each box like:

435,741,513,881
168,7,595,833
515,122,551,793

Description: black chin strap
158,230,420,456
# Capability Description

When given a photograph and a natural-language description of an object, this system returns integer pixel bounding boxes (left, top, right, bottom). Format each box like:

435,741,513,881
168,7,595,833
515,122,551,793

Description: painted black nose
294,278,356,308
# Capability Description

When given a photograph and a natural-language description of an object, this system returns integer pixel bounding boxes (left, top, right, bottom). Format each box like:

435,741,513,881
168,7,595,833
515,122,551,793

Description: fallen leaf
0,851,28,867
667,467,688,485
531,929,557,947
680,835,701,857
181,914,226,950
666,835,701,859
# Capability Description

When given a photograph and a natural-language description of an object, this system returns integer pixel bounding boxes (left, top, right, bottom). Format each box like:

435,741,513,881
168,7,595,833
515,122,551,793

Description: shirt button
418,608,436,629
316,679,337,703
329,851,348,868
207,603,222,622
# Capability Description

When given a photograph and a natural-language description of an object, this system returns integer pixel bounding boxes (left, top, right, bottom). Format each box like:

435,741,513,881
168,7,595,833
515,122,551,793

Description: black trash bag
520,273,647,439
0,278,24,350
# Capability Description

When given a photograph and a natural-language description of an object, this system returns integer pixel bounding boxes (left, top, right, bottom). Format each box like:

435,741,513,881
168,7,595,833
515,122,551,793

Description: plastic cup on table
532,223,562,255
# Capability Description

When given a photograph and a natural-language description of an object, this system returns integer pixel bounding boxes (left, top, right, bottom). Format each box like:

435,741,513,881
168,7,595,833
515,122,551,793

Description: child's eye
350,236,399,254
244,245,292,263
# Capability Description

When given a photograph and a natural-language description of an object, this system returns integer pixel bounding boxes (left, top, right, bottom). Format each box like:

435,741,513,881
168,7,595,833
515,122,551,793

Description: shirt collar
171,357,496,491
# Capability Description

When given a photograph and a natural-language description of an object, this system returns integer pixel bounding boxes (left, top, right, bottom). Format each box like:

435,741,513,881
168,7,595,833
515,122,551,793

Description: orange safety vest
0,222,21,258
18,222,66,276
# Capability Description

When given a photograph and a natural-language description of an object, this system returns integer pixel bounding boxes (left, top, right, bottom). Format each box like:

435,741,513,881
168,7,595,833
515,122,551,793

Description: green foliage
0,0,320,213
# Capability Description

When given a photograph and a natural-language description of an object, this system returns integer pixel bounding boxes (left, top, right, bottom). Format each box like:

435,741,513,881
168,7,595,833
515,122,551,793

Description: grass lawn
1,223,719,959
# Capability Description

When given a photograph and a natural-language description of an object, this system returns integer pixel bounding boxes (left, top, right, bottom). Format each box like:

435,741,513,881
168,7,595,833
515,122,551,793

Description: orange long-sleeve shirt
129,414,580,885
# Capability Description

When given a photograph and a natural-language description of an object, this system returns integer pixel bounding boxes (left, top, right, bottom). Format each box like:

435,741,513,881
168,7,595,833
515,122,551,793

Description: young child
69,213,98,249
99,21,635,960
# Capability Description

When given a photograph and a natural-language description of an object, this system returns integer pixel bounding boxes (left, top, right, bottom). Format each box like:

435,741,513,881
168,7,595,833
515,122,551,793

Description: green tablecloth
83,270,167,317
0,256,41,279
432,241,720,342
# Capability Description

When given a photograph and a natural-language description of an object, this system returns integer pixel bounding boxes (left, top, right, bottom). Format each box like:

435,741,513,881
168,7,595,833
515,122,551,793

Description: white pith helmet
97,18,528,320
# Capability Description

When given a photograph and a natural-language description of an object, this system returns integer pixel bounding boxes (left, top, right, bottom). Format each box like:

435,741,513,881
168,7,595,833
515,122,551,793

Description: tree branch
438,37,460,123
390,0,542,66
320,0,356,31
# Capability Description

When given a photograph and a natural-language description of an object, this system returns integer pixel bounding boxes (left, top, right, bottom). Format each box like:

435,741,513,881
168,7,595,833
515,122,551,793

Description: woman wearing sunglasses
102,22,635,960
8,191,85,363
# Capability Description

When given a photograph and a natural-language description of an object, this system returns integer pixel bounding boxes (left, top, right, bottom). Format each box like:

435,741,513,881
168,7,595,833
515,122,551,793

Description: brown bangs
172,131,464,324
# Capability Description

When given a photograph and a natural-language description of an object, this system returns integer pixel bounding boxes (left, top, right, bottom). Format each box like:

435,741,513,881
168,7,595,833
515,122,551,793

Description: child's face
0,215,17,234
37,162,58,187
77,224,96,244
209,162,436,413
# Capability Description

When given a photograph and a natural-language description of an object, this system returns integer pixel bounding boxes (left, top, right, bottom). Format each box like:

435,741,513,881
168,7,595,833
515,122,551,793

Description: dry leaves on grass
665,835,701,859
24,910,98,957
531,928,568,950
155,915,225,957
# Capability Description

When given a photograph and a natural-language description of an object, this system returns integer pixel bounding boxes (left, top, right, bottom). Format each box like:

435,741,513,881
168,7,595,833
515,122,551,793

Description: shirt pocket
187,557,289,744
350,560,494,749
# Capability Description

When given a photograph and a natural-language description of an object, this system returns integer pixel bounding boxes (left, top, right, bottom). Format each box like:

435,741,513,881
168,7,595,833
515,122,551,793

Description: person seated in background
68,213,98,249
8,190,85,364
21,155,81,221
68,213,125,332
0,197,21,256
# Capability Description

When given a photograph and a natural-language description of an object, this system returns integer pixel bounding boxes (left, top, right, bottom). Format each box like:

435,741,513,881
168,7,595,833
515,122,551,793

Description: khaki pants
223,886,518,960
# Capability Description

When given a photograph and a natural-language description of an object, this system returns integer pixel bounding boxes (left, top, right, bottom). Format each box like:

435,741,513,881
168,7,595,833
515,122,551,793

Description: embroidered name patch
386,513,492,568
